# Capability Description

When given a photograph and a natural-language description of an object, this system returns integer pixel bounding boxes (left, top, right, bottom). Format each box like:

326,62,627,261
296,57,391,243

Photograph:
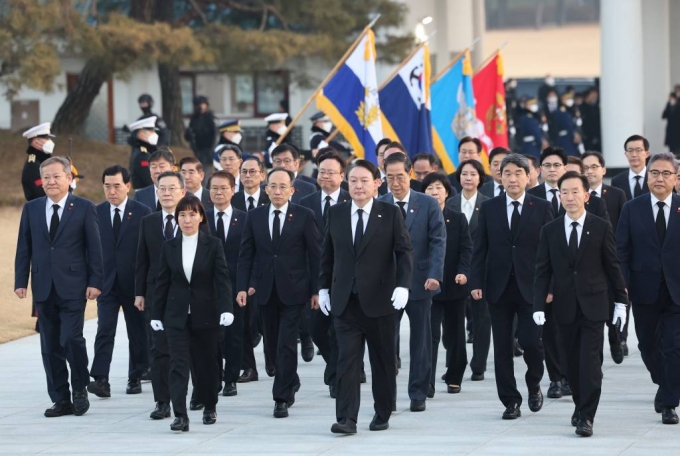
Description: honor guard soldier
128,116,160,190
309,112,349,159
22,122,56,201
517,97,544,160
214,120,243,170
137,94,169,146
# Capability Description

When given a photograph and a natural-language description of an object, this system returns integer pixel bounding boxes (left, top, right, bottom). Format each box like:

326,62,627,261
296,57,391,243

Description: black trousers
313,311,339,387
145,298,170,404
263,283,303,403
241,296,258,373
543,303,565,382
335,295,396,424
633,281,680,408
558,308,604,422
35,286,89,403
299,304,314,346
488,277,544,407
470,297,491,374
223,296,245,384
166,319,220,416
395,298,433,401
91,288,148,381
431,298,467,386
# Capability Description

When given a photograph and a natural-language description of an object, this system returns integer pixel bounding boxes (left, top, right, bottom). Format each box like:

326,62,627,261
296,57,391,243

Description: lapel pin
475,207,479,211
409,209,414,213
68,202,74,211
127,212,132,220
446,219,450,223
587,231,590,235
528,201,533,206
378,214,382,218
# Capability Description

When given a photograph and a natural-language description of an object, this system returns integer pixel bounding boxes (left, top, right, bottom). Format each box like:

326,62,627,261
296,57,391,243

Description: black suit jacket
598,184,626,231
237,203,321,305
435,209,472,301
232,189,270,212
292,179,316,204
299,189,351,232
205,207,246,294
133,185,157,211
534,213,628,324
611,170,649,201
97,199,151,298
152,231,232,329
378,178,422,196
470,193,554,304
445,192,489,240
193,187,214,211
479,180,496,198
135,212,174,298
528,184,609,220
319,200,413,318
296,174,317,187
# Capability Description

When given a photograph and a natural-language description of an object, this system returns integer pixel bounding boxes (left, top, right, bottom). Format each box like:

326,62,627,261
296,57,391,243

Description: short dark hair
384,152,412,174
540,146,568,165
241,155,264,172
624,134,650,151
149,148,175,165
522,153,540,170
458,136,482,153
376,138,392,156
567,156,583,174
558,171,589,192
317,149,346,173
179,156,204,173
421,172,452,197
500,154,530,174
102,165,130,184
412,152,437,167
267,167,295,184
271,143,300,160
217,144,243,159
157,171,184,188
207,170,235,188
455,159,487,188
489,147,510,163
385,141,407,155
350,159,379,179
175,195,207,227
648,152,679,172
581,151,606,167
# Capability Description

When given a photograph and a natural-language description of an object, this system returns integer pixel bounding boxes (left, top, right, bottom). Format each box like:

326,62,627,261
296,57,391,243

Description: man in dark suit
270,144,316,203
377,142,424,195
445,137,491,193
135,171,187,419
15,156,104,417
179,157,213,211
470,153,552,420
617,152,680,425
88,166,151,399
379,153,446,412
319,160,413,434
233,156,270,213
134,149,175,211
236,168,321,418
205,171,246,397
300,151,351,398
480,147,509,198
215,143,243,192
611,134,650,201
534,172,629,437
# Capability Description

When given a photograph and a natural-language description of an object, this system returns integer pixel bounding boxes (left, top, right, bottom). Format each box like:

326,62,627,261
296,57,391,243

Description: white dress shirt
545,182,560,209
162,209,178,237
651,193,672,228
193,187,204,202
182,232,199,314
351,198,373,239
234,176,241,193
629,167,646,197
506,192,526,227
244,187,261,208
321,188,342,214
45,193,69,229
494,181,504,197
394,191,411,213
564,210,587,246
153,186,159,209
461,192,478,223
214,205,233,240
590,184,603,198
110,197,128,225
269,202,288,239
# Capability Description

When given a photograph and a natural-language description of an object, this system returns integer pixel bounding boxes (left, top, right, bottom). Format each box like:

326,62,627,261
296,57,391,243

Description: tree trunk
158,63,187,147
51,58,110,135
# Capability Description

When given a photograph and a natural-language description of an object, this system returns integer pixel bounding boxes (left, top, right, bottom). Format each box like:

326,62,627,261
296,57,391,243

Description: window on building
485,0,600,30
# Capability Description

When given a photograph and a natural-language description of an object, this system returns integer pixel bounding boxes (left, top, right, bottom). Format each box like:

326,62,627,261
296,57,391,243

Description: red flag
472,52,508,154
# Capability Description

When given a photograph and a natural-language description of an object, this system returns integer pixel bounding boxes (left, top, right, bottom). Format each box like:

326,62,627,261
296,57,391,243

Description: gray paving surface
0,314,677,454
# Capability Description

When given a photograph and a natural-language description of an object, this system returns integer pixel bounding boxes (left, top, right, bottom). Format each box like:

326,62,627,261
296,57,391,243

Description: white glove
612,303,627,330
319,289,331,316
150,320,164,331
220,312,234,327
391,287,409,310
533,311,546,326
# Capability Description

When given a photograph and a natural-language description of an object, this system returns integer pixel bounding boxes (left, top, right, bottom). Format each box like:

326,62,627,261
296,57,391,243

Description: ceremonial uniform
517,108,543,159
214,120,243,170
128,117,159,190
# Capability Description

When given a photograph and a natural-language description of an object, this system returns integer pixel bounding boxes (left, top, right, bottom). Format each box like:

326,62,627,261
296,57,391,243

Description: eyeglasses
386,175,408,183
583,165,602,172
272,158,295,166
541,163,563,170
626,148,646,155
241,169,260,176
318,170,341,177
648,170,675,179
267,184,291,192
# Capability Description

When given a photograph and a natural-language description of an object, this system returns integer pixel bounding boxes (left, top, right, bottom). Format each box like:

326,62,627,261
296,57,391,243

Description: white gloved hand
391,287,409,310
533,311,546,326
220,312,234,327
612,303,627,330
150,320,164,331
319,289,331,316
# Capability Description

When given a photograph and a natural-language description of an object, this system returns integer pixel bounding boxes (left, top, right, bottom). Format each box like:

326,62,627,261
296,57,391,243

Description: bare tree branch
187,0,208,25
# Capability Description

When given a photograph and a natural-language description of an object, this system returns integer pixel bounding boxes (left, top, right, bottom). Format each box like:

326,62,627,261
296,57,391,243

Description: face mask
565,99,574,107
320,122,332,133
276,125,287,136
529,105,539,113
147,133,159,146
232,133,243,144
545,77,555,86
42,139,55,154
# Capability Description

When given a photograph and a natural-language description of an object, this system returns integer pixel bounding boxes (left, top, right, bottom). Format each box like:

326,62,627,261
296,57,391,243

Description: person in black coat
127,116,160,190
21,122,55,202
184,96,216,174
422,173,472,395
378,141,423,195
270,144,317,203
662,93,680,154
445,137,491,194
151,196,234,432
610,134,651,201
137,94,169,146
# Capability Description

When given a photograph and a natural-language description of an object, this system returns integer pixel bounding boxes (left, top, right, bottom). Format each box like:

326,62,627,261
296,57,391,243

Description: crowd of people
13,93,680,438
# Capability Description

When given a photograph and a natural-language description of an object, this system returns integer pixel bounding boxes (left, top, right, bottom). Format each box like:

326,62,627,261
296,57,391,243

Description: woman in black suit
150,195,234,432
423,173,472,394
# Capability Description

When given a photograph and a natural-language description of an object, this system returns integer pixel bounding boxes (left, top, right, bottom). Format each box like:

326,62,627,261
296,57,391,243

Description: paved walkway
0,315,676,455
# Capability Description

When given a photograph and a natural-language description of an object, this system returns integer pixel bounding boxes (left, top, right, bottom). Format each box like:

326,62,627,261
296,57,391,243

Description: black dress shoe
575,419,593,437
238,368,259,383
502,403,521,420
410,399,426,412
189,400,204,411
655,387,663,413
274,402,289,418
547,381,562,399
266,366,276,377
622,341,629,356
301,341,315,362
427,383,435,398
331,420,357,434
222,382,237,397
329,385,337,399
447,384,461,394
513,339,524,357
396,357,402,369
528,388,543,412
126,378,142,395
170,416,189,432
369,413,389,431
441,373,446,382
392,401,397,412
360,371,367,384
72,390,90,416
287,383,301,408
150,402,171,420
571,410,579,427
140,367,151,382
560,379,572,396
202,410,217,425
471,372,484,381
87,378,111,398
467,331,474,344
610,342,624,364
44,401,74,418
662,407,679,424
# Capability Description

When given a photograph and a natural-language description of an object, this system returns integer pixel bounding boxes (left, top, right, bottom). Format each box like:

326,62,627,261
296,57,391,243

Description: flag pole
430,37,480,83
275,16,381,145
474,41,508,74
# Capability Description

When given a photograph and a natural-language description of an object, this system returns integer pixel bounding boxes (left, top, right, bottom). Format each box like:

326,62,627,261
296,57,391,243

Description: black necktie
49,204,60,241
656,201,666,244
216,211,226,242
156,199,161,212
590,190,597,199
549,188,559,215
498,184,505,196
164,214,175,240
396,201,407,219
272,209,281,246
323,195,332,225
634,175,643,198
113,208,121,242
354,209,364,254
569,221,579,259
247,196,255,211
510,201,520,237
